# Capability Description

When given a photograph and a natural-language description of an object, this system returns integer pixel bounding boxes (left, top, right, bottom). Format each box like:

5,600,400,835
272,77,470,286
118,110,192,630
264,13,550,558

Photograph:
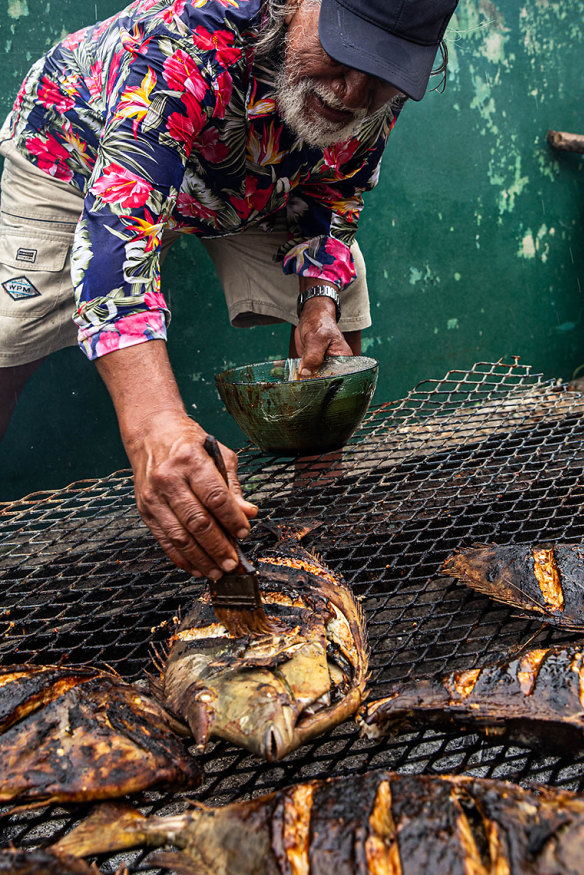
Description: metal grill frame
2,357,584,872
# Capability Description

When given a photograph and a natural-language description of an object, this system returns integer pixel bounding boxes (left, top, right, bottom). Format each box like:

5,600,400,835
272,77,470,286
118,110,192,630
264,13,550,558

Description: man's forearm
94,338,257,579
95,339,186,449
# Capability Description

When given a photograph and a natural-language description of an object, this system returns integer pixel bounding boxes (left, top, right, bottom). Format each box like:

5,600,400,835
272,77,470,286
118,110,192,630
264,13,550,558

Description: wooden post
547,129,584,154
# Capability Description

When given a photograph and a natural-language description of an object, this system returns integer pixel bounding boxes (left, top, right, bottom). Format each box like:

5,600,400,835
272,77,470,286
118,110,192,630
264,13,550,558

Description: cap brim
318,2,440,101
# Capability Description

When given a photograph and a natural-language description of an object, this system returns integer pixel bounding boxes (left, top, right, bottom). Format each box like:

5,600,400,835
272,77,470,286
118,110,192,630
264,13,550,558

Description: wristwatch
296,285,341,322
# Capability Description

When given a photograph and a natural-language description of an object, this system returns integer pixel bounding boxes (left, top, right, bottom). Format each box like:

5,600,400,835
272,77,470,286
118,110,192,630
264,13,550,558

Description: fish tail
52,803,153,857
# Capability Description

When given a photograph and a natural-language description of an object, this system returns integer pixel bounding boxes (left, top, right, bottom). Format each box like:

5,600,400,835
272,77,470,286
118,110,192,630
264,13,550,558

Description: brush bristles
213,606,278,638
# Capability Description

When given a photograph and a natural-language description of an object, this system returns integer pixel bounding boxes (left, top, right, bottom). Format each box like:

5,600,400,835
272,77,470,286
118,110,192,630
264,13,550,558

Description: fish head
211,673,299,761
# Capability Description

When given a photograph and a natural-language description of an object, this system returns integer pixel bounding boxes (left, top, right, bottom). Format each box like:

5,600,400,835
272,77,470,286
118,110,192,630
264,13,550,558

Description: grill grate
3,358,584,872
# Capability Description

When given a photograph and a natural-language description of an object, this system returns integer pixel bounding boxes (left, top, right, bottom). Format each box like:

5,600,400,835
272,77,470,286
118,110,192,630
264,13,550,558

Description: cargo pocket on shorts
0,225,73,318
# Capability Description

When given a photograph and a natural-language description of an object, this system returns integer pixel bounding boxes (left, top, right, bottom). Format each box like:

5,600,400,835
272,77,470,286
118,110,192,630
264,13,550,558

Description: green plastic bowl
215,356,378,454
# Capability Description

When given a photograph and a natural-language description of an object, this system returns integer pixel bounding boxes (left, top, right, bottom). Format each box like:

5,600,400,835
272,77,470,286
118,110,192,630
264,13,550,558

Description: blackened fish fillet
443,542,584,630
161,523,368,761
359,642,584,752
0,664,201,806
55,769,584,874
0,848,100,874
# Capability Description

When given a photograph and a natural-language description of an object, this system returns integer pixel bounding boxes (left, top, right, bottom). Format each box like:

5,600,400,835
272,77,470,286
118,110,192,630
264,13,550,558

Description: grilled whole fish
359,642,584,752
443,542,584,630
0,848,101,874
0,664,201,805
55,769,584,874
160,524,368,760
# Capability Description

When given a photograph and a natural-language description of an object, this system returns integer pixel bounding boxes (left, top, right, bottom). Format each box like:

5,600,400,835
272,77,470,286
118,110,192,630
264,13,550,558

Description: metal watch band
296,285,342,322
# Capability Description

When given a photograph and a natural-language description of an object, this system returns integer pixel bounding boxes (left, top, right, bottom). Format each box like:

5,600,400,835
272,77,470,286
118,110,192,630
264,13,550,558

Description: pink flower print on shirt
85,61,104,102
176,192,219,227
91,163,153,208
163,49,207,100
161,0,186,24
106,51,124,99
324,237,355,285
25,132,73,181
193,126,228,162
144,288,167,309
38,76,75,113
119,24,155,57
167,92,205,147
323,140,360,173
60,27,89,51
192,27,241,67
212,70,232,120
230,175,272,220
192,0,241,7
12,76,29,119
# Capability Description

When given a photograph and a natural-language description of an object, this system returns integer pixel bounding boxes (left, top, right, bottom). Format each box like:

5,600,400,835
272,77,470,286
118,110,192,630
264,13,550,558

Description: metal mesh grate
3,358,584,872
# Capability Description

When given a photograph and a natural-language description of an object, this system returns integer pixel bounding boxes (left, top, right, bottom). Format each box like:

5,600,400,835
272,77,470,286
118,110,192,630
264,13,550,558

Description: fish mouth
259,707,297,762
262,724,290,762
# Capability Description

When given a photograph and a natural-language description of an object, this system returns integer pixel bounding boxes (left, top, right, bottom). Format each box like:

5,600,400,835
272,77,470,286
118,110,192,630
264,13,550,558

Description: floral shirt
1,0,400,360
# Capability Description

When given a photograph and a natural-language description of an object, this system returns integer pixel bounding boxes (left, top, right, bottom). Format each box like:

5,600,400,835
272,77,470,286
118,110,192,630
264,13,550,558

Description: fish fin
152,850,208,874
52,803,149,857
145,668,163,696
352,591,370,679
261,519,323,543
186,692,216,748
150,643,168,674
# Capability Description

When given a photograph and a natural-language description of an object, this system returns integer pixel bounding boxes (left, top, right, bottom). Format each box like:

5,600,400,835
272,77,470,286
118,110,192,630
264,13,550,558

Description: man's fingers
137,461,243,576
129,412,255,577
169,487,240,572
140,499,229,578
299,333,351,376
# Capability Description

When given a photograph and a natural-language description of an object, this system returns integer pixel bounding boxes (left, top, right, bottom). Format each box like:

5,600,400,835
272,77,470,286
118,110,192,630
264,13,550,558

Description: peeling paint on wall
517,225,555,261
7,0,29,18
409,265,441,287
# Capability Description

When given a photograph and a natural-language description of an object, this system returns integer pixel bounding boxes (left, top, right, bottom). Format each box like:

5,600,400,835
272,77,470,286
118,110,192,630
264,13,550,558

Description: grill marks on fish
359,643,584,753
0,664,201,806
257,555,340,585
532,546,564,611
54,770,584,874
443,542,584,630
160,524,368,761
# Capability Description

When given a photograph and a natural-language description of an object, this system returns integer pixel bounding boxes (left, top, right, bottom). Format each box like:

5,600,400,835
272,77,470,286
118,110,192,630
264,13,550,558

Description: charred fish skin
443,542,584,630
0,664,201,806
0,847,99,874
162,524,368,761
359,643,584,753
55,769,584,874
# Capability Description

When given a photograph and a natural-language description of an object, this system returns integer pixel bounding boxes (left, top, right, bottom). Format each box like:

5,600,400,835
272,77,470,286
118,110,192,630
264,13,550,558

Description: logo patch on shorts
16,247,37,263
2,276,41,301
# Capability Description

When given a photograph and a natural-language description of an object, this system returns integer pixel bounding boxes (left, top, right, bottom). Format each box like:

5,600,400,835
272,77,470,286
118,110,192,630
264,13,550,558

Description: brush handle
203,434,229,485
203,435,255,574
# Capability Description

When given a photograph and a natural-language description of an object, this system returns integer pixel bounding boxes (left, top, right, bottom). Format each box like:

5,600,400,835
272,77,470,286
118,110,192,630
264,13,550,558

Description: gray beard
274,66,369,148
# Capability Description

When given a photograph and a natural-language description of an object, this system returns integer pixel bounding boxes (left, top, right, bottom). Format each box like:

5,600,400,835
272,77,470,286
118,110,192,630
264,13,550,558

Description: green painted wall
1,0,583,500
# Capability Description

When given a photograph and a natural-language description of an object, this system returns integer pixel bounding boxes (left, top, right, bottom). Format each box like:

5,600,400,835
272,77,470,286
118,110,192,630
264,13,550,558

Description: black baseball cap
318,0,459,101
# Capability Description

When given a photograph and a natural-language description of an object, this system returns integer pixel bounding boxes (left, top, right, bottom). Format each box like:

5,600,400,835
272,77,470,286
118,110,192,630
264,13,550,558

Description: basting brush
203,434,275,638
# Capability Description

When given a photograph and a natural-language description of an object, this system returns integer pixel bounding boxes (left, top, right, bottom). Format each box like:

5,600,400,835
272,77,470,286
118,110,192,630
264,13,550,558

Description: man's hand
294,294,352,377
96,341,257,578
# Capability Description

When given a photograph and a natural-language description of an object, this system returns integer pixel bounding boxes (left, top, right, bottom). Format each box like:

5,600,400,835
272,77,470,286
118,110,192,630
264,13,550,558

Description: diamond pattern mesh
2,358,584,872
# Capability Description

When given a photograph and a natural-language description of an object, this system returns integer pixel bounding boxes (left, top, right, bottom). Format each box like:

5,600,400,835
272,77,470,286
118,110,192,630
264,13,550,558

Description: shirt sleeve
72,37,221,361
278,108,400,290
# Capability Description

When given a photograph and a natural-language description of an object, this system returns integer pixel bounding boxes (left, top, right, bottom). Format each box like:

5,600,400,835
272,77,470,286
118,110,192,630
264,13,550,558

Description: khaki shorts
0,139,371,367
